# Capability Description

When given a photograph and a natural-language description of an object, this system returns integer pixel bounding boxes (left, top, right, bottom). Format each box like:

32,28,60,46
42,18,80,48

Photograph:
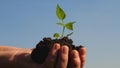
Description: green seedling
53,4,75,39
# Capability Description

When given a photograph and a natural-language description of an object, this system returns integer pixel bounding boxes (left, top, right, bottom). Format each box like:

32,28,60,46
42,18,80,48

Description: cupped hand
13,43,61,68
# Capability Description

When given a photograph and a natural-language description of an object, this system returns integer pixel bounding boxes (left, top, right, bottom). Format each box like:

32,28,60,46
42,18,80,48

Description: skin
0,43,86,68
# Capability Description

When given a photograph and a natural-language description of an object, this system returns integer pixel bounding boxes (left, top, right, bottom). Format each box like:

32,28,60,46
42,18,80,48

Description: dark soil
31,37,82,67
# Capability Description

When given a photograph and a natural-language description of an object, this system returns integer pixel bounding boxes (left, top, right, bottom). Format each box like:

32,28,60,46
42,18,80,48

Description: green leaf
66,32,73,37
53,33,60,39
65,22,75,30
56,22,65,27
56,4,66,20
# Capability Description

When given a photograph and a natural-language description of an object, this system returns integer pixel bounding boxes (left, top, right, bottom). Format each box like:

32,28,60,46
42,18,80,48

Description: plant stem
61,26,65,38
61,20,65,38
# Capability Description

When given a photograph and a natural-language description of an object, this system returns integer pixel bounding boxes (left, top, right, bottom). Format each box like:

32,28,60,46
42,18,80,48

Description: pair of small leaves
56,22,75,30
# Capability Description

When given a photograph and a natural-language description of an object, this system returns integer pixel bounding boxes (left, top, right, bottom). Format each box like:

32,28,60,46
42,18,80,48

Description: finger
70,50,80,68
79,46,86,68
43,43,60,68
56,46,69,68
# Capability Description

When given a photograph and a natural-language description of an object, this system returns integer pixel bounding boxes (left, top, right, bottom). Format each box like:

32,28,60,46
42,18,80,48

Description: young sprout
53,4,75,39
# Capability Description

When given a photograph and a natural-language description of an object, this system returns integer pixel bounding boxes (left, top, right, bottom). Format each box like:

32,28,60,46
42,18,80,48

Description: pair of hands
14,43,86,68
0,43,86,68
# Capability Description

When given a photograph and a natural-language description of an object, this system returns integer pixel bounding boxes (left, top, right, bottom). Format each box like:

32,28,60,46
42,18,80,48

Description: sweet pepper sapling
53,4,75,39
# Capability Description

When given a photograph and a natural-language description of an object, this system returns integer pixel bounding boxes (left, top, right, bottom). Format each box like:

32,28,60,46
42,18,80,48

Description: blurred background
0,0,120,68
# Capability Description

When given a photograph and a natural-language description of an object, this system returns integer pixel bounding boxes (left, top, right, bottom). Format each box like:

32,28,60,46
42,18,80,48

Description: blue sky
0,0,120,68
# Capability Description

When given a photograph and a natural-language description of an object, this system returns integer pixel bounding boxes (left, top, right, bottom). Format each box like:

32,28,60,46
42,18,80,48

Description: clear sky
0,0,120,68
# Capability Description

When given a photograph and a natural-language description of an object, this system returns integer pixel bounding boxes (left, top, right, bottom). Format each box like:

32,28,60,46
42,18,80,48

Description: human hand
13,43,62,68
54,45,86,68
0,44,61,68
53,44,86,68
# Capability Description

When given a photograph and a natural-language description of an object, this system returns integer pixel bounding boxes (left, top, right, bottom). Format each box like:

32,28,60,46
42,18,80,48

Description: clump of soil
31,37,82,67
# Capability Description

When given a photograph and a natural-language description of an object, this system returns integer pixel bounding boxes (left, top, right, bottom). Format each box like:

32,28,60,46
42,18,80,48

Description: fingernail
62,46,68,54
54,44,60,50
72,50,78,58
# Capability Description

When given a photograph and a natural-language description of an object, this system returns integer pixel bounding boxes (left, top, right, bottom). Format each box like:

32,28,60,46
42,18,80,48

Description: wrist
13,49,32,68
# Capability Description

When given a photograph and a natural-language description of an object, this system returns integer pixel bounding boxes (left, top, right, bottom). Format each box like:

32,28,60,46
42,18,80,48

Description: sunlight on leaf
56,4,66,20
65,22,75,30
